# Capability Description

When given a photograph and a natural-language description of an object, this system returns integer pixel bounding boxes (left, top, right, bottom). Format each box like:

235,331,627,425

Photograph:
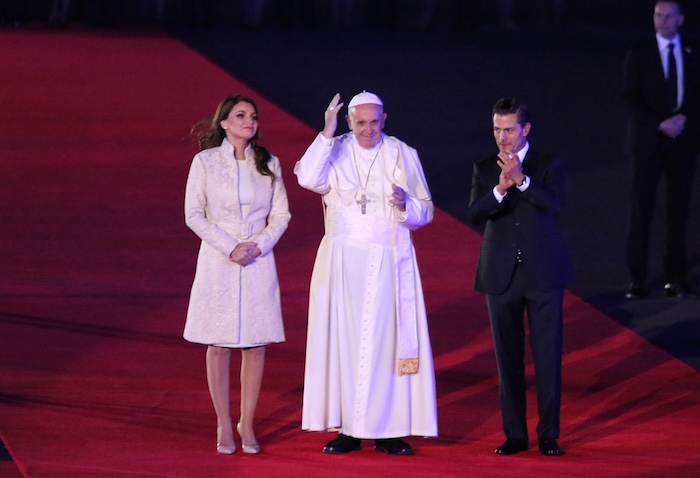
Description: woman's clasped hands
229,242,261,266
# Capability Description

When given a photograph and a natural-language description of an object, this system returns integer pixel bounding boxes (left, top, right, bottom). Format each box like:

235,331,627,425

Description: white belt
325,210,398,246
219,219,266,240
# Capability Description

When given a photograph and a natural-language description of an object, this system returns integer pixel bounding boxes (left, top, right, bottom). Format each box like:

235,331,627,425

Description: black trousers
626,136,697,285
486,263,563,442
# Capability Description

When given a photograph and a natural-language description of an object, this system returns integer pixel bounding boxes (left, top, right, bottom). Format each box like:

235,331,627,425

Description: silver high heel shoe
217,424,236,455
237,422,261,454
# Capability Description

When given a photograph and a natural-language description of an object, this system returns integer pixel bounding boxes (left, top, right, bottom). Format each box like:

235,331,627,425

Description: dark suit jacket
622,35,700,159
467,150,574,295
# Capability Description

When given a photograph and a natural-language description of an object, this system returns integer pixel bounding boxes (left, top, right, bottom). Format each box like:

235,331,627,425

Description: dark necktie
667,43,678,111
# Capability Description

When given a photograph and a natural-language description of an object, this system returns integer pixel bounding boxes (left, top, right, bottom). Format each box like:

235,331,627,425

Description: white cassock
295,132,438,439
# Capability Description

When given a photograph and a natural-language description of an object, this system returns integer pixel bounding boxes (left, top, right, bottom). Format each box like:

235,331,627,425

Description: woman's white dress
183,139,290,347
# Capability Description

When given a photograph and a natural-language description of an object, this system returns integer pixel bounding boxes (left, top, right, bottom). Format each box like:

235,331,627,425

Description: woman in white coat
183,95,290,455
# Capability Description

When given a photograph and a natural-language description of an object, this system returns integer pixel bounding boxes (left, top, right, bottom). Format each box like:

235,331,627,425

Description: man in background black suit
623,0,699,300
468,98,574,456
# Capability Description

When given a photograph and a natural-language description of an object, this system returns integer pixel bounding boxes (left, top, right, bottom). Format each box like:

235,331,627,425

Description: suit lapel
522,149,544,183
650,40,667,88
681,44,696,102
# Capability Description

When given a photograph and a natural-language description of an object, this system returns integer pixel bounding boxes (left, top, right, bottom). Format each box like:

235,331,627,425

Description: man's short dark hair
657,0,684,14
492,98,531,127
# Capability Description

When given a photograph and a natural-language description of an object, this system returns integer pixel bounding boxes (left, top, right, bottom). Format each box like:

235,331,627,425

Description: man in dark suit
623,0,699,300
468,98,574,457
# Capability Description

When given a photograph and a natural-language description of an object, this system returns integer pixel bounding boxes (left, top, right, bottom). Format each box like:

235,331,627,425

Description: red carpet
1,28,700,477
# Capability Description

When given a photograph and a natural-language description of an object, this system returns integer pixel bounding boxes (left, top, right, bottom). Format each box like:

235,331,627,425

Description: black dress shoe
664,282,698,299
495,439,528,455
323,434,361,454
374,438,414,455
625,282,647,300
538,438,564,456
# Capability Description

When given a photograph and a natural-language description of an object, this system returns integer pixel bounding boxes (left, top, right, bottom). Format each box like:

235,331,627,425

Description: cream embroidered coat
183,139,290,346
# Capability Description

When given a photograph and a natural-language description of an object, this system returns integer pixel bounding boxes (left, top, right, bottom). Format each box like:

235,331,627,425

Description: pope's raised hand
322,93,344,139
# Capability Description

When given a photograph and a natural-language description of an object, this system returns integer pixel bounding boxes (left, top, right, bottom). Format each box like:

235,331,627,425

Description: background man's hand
659,114,686,139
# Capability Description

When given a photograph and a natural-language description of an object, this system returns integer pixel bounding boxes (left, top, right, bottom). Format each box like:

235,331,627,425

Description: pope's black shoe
538,438,564,456
323,434,361,454
374,438,414,455
495,439,528,455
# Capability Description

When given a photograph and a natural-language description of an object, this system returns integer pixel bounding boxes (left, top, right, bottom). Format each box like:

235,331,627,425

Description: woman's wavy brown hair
190,95,273,181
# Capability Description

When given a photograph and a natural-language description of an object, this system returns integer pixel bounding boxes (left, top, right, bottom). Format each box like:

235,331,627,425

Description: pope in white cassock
295,91,438,456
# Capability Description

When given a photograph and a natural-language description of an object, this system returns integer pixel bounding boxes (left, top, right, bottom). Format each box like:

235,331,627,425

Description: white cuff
493,185,506,203
318,133,333,145
516,175,530,192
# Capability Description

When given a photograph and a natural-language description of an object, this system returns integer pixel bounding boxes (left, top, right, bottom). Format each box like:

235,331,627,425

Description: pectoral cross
357,193,369,214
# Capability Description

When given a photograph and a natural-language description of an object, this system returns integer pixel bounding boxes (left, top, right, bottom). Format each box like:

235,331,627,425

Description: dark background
5,0,700,31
